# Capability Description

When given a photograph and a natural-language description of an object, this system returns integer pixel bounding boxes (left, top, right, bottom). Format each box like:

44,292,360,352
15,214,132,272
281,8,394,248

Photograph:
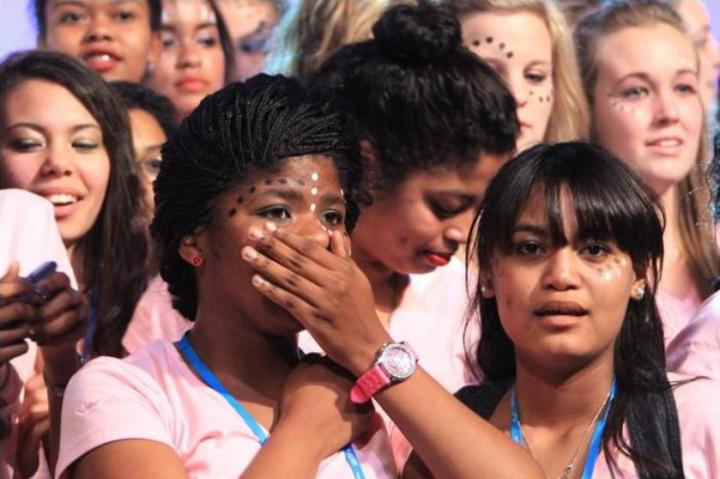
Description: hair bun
372,3,462,62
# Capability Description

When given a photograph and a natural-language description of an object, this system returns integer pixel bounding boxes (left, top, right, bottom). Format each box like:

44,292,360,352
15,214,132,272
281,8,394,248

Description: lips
37,189,84,220
175,76,209,93
645,137,684,155
533,301,589,317
422,251,452,267
82,49,122,73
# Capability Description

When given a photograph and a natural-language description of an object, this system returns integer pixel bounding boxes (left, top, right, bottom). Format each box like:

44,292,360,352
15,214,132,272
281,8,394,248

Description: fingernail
249,227,264,240
252,275,265,286
242,247,257,261
265,222,277,232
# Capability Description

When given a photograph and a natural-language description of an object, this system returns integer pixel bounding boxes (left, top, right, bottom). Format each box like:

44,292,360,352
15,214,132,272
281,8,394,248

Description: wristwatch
350,342,418,404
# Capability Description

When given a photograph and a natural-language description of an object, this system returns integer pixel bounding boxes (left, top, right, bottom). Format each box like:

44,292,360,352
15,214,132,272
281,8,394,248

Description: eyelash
9,138,43,151
256,206,345,226
526,72,547,84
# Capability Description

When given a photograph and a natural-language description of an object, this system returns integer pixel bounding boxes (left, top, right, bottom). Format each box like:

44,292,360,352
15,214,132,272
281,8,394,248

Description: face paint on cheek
594,256,630,282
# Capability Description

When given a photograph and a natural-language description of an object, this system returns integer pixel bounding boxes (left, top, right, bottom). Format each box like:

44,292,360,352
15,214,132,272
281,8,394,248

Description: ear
178,226,207,266
630,278,646,301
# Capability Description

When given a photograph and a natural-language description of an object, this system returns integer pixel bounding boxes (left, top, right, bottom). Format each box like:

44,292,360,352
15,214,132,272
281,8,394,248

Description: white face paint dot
310,203,317,212
340,188,345,198
311,172,319,181
310,187,318,195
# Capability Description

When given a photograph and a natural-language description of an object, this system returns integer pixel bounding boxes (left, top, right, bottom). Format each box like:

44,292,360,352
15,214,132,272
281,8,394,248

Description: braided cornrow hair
151,74,363,320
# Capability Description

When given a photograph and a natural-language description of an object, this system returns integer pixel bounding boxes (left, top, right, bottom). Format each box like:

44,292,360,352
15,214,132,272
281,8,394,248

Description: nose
509,74,529,109
652,89,680,126
40,143,74,178
177,39,202,69
83,14,113,43
541,248,580,291
295,216,332,249
443,209,476,246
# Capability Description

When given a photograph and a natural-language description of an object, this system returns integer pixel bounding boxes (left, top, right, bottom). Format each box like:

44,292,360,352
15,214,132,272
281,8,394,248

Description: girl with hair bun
445,0,590,152
56,74,543,479
301,0,518,468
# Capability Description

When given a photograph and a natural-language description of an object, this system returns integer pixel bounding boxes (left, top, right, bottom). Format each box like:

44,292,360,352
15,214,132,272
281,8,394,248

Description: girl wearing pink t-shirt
58,75,543,479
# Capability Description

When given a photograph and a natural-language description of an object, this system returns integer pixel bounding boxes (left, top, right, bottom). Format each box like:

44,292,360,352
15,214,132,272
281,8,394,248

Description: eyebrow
5,122,100,134
258,187,346,206
616,69,697,84
512,223,548,237
51,0,142,8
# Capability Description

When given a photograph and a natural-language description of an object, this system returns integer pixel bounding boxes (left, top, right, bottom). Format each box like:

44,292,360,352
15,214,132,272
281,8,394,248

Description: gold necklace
513,385,613,479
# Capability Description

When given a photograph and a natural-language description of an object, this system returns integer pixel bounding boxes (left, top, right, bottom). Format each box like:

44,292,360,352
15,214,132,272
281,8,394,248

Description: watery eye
582,243,609,258
517,241,541,255
322,210,344,226
258,206,291,221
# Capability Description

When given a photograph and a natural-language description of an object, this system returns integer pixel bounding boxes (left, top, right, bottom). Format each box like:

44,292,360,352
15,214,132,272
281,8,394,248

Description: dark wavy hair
471,142,686,477
311,0,518,190
111,81,177,138
0,51,148,358
151,74,363,320
32,0,163,36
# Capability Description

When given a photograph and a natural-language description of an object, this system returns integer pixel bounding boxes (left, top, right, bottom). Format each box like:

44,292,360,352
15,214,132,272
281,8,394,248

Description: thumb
0,262,21,283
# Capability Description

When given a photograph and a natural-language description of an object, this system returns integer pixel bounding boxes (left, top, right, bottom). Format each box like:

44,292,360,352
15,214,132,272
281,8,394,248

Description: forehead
162,0,216,25
460,10,552,61
595,24,697,79
4,79,97,127
245,154,340,187
48,0,147,10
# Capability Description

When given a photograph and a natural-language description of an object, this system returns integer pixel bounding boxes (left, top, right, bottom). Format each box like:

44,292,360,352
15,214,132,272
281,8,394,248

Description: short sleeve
56,357,176,478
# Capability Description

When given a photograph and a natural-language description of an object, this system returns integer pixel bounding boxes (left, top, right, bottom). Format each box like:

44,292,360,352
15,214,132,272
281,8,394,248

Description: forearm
241,420,324,479
375,368,543,479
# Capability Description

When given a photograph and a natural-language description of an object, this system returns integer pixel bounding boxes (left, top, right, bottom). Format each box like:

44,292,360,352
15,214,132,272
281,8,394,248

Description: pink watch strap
350,364,391,403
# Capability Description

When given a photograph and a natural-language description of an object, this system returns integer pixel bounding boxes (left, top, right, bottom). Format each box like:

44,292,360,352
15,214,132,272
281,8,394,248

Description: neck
188,309,299,400
352,249,408,325
67,242,87,291
659,187,683,264
514,353,614,429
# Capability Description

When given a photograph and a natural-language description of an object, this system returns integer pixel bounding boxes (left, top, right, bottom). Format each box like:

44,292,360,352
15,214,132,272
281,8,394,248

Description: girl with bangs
401,142,720,478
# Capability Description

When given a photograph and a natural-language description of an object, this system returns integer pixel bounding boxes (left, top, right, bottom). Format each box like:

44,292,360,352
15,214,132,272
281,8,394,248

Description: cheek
207,49,226,86
0,155,40,188
44,29,82,53
593,101,649,155
80,155,111,198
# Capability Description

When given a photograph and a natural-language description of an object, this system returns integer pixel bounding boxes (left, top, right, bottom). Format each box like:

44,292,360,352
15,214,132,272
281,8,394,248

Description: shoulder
668,374,720,478
667,293,720,381
454,381,509,418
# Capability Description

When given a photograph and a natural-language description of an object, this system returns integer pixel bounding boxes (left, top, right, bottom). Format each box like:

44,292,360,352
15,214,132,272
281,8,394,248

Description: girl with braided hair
56,75,543,479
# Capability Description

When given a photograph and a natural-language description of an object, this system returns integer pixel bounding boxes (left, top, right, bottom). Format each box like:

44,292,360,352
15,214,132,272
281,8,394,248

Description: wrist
273,416,329,461
350,341,418,404
40,345,81,387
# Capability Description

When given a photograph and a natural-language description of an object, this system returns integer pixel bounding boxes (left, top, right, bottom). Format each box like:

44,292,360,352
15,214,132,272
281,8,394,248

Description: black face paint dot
529,91,534,96
506,51,513,59
249,186,256,194
296,179,305,186
228,208,236,217
264,179,272,185
279,178,288,185
472,39,480,47
237,196,244,204
539,97,544,102
486,36,493,43
546,95,551,102
499,42,505,49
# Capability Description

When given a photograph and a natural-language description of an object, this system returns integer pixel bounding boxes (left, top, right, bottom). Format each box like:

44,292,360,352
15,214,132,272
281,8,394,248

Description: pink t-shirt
666,292,720,382
656,287,703,348
122,274,192,353
57,340,398,479
0,189,76,479
299,257,480,469
593,373,720,478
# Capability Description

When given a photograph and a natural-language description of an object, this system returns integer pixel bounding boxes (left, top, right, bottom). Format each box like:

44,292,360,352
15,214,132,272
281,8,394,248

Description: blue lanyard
510,380,617,479
178,333,366,479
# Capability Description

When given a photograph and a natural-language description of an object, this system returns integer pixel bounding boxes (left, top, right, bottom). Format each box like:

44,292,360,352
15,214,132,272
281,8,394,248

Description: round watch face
379,343,417,380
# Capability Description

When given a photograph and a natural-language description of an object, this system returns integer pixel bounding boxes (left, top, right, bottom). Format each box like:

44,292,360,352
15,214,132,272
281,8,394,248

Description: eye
197,33,219,48
113,10,136,22
160,32,177,50
257,205,291,222
621,86,649,99
430,199,467,220
58,11,85,24
72,140,99,151
141,157,162,179
675,83,697,95
515,240,544,256
525,71,548,84
8,138,43,152
580,242,610,258
321,210,344,226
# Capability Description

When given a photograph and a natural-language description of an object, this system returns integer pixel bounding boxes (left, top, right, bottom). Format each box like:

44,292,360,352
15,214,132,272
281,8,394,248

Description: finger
0,280,34,304
0,324,32,346
33,272,71,305
0,262,20,283
38,288,84,321
0,302,37,326
0,341,30,363
251,274,330,331
33,318,86,347
243,246,327,302
329,231,349,259
261,222,344,270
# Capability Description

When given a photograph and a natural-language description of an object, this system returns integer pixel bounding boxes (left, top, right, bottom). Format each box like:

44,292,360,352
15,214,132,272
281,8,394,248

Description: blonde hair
265,0,409,83
444,0,590,143
576,0,719,298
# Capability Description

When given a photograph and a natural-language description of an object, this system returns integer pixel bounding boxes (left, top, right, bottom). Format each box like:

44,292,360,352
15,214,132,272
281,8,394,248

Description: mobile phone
23,261,57,285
